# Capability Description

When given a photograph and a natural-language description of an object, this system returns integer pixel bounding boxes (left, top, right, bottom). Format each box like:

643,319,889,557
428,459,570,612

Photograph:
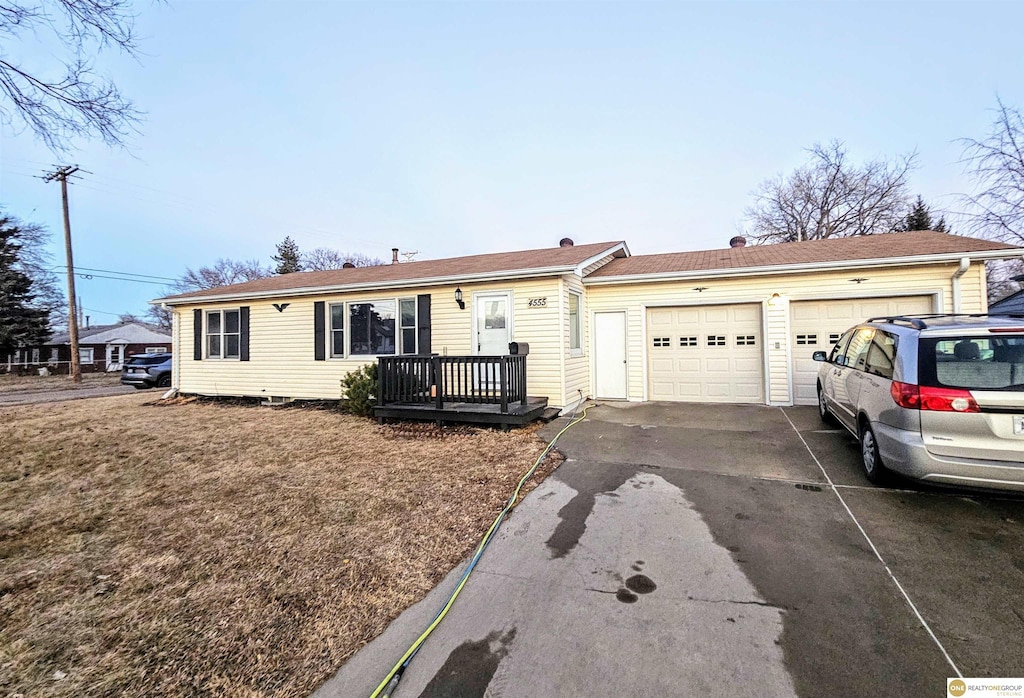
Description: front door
475,293,511,355
106,344,125,372
594,311,628,399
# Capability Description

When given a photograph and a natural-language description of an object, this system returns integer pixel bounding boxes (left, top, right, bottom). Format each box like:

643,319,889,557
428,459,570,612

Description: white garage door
647,304,764,403
790,296,934,404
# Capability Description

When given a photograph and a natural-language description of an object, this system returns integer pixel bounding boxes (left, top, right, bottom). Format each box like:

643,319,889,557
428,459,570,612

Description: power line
53,265,177,282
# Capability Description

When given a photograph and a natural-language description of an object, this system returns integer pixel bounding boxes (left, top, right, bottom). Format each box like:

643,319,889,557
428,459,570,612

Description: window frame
205,308,242,360
79,347,94,364
332,296,417,359
568,292,583,356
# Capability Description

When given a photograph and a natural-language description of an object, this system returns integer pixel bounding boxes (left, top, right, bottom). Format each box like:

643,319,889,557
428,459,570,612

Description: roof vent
559,237,574,247
342,262,355,269
392,248,399,264
729,236,747,248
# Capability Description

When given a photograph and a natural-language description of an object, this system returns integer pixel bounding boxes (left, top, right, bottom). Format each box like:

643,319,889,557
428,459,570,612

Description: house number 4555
528,298,547,307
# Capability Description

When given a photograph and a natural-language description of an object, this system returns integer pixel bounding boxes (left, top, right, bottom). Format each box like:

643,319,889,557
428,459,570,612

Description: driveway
317,402,1024,697
0,384,135,406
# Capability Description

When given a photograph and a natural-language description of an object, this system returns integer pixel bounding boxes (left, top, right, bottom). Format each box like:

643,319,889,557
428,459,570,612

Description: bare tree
172,258,272,293
0,0,145,151
301,247,384,270
960,98,1024,304
960,97,1024,247
745,140,917,243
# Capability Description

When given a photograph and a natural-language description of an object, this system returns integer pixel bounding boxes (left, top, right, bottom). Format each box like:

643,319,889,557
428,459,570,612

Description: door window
845,328,874,371
829,329,856,365
864,331,898,380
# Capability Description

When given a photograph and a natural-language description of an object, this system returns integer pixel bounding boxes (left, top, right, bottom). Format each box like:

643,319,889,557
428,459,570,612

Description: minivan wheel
157,374,171,388
817,385,836,425
859,422,887,485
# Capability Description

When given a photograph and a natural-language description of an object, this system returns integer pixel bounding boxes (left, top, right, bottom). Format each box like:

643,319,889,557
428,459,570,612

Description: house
990,288,1024,315
6,321,172,374
153,230,1022,411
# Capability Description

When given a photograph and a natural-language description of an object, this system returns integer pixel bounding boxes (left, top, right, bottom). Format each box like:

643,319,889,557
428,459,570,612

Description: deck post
432,355,443,409
521,355,528,406
499,356,509,413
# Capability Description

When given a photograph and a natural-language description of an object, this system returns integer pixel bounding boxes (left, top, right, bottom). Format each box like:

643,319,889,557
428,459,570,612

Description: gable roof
990,288,1024,314
156,241,628,305
585,231,1022,283
48,322,171,345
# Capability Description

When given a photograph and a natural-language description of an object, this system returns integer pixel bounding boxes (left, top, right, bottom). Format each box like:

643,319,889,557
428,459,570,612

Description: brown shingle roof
158,241,625,303
587,231,1020,279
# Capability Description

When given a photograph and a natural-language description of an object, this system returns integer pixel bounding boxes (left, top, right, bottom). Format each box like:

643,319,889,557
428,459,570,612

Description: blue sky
1,1,1022,321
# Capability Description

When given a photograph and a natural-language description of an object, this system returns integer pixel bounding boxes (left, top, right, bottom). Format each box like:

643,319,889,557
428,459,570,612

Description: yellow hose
369,405,590,698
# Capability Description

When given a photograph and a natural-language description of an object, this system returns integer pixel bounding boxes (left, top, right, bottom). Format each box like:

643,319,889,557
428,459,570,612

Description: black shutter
193,309,203,361
314,301,326,361
417,294,431,355
239,306,250,361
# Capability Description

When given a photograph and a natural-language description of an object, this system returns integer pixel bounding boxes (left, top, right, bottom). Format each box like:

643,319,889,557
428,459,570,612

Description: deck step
539,407,562,422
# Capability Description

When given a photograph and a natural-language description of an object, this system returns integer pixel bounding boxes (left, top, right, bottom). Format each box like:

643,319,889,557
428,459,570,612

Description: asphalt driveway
318,402,1024,697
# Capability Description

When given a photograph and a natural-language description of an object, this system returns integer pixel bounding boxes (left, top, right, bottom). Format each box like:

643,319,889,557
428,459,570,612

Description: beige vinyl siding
586,262,984,404
175,277,569,407
562,274,589,408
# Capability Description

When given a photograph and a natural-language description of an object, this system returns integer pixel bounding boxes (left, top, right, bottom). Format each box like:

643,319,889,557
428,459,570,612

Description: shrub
340,363,378,417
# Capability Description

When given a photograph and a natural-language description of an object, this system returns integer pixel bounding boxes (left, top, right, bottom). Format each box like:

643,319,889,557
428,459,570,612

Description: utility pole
44,165,82,383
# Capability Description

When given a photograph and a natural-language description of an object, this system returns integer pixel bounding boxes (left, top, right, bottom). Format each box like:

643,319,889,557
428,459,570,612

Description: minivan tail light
890,381,980,413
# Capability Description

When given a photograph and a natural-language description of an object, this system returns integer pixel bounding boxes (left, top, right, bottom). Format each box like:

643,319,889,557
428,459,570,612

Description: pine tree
901,196,934,231
272,236,302,274
0,216,51,355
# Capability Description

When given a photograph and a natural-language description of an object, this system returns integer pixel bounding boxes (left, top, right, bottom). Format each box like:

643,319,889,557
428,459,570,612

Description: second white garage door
790,295,934,404
647,304,764,403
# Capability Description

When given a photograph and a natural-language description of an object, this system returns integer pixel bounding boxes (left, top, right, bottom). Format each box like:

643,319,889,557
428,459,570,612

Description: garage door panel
791,296,933,405
646,304,765,404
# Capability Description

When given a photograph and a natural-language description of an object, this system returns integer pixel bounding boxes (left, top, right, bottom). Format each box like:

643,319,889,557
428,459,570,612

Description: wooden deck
374,396,549,426
373,354,549,427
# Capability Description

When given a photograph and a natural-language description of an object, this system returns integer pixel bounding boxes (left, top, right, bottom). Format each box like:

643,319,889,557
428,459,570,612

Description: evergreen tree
0,216,51,355
272,236,302,274
898,196,949,232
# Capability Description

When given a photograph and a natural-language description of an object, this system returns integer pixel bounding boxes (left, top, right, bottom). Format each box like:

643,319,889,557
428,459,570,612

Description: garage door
647,304,764,403
790,296,934,404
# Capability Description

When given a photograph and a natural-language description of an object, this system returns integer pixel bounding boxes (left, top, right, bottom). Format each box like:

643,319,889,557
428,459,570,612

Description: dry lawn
0,393,558,696
0,372,122,394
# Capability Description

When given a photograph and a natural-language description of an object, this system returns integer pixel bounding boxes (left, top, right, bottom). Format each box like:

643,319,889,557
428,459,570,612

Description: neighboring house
154,231,1022,410
990,288,1024,315
6,321,172,374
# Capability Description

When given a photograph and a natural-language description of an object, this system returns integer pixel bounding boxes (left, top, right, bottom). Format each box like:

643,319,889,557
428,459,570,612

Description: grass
0,372,122,394
0,393,559,697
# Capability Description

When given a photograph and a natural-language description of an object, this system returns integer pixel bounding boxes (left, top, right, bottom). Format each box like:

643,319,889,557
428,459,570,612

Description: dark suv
814,314,1024,491
121,353,173,389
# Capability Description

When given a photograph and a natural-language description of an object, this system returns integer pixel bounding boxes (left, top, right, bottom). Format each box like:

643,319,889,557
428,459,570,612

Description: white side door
594,311,628,399
105,343,126,372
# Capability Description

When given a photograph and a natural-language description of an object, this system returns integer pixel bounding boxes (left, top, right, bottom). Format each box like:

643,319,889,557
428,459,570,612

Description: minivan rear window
919,336,1024,391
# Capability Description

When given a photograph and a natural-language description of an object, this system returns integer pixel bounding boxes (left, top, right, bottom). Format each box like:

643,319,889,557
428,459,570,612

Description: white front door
105,343,126,372
475,293,511,355
594,311,628,399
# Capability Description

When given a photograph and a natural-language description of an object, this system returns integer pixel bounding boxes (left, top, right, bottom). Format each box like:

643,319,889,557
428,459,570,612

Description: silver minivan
814,314,1024,491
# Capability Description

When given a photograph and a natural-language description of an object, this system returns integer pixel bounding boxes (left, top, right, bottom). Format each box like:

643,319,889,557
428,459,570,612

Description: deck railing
377,354,528,413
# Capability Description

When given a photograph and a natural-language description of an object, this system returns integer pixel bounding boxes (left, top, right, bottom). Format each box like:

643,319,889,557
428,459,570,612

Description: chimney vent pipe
392,248,399,264
559,237,574,247
729,236,747,248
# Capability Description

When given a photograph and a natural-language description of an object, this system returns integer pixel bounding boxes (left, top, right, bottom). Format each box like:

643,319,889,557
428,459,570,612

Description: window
50,348,59,362
829,333,842,344
864,331,898,380
707,335,727,346
924,335,1024,391
145,346,165,354
31,348,40,363
568,292,582,353
400,298,417,355
207,309,240,359
679,336,698,347
653,337,671,348
796,334,817,345
844,328,874,371
79,347,94,364
736,335,756,346
829,329,856,364
330,304,345,357
332,297,417,357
